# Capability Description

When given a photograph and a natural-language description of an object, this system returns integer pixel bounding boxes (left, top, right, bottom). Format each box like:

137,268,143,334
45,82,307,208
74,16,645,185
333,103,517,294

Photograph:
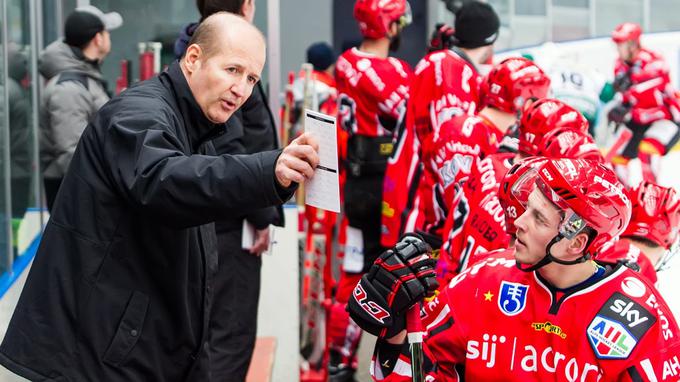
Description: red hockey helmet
354,0,411,39
498,156,548,235
622,181,680,249
612,22,642,44
481,57,551,114
518,98,589,157
534,159,632,259
539,127,604,163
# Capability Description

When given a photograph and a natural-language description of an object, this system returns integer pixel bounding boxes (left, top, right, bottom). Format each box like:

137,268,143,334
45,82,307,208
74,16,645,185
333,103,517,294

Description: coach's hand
275,133,320,187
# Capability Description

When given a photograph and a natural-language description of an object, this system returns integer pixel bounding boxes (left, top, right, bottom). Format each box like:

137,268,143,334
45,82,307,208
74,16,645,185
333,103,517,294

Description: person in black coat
0,13,318,381
176,1,284,380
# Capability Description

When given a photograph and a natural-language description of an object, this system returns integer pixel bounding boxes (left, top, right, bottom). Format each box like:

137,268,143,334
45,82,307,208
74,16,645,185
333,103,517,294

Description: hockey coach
0,12,318,381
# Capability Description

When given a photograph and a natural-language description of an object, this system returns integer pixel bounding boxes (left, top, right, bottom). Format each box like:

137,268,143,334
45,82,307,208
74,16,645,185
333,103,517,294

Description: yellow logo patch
531,322,567,339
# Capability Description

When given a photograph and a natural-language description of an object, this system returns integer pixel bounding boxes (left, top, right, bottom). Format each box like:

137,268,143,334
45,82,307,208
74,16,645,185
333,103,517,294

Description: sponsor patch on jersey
531,321,567,339
621,276,647,298
587,292,656,359
498,281,528,316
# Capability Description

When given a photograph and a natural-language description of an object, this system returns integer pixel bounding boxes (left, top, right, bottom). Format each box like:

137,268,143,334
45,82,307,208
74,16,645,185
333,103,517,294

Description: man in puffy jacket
39,5,122,211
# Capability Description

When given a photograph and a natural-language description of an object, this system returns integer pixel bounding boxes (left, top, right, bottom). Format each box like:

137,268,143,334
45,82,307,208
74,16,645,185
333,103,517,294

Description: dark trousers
208,228,262,382
43,177,63,212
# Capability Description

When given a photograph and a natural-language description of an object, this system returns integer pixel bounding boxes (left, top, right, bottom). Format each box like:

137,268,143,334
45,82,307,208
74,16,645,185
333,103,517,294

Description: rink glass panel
650,0,680,32
0,0,42,276
0,0,9,273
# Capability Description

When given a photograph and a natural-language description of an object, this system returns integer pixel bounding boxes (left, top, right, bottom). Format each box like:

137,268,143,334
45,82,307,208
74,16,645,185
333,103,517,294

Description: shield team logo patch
498,281,529,316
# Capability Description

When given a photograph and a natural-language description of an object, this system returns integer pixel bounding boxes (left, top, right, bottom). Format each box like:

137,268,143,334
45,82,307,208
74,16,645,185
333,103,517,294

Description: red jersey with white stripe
418,114,504,236
408,49,481,142
381,49,481,246
614,48,680,125
336,47,412,138
438,152,514,281
371,250,680,381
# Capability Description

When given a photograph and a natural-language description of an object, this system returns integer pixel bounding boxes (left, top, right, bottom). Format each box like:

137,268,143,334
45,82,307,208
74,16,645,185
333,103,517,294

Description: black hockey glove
428,23,456,53
608,102,631,124
613,72,633,92
348,234,438,338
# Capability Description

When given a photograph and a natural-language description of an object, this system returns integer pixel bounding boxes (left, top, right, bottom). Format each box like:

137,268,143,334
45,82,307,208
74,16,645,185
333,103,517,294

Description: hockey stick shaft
406,304,424,382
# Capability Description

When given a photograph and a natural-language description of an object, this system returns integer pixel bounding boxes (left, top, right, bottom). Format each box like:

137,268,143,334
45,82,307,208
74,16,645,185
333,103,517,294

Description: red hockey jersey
409,49,481,142
438,152,514,281
614,48,680,125
418,114,504,237
371,250,680,381
597,239,658,285
336,47,412,138
381,49,481,247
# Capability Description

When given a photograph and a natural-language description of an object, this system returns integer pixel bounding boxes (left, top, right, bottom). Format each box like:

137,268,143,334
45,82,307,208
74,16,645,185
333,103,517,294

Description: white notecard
304,109,341,213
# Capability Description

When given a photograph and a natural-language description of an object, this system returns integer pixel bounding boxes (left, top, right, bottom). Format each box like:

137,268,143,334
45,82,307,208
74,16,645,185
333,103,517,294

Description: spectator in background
38,5,122,211
7,45,32,253
175,1,282,380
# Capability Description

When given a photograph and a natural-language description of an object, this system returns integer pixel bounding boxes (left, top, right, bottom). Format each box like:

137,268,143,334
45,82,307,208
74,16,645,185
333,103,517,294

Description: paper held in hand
304,109,341,213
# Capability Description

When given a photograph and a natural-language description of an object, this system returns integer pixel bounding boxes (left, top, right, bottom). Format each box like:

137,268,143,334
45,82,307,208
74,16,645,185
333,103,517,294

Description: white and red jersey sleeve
418,114,503,237
438,152,514,282
381,50,481,246
408,50,481,144
336,48,412,138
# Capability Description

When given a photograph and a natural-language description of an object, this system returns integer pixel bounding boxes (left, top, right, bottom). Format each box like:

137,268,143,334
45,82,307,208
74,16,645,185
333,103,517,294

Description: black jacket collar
166,61,225,151
451,47,479,73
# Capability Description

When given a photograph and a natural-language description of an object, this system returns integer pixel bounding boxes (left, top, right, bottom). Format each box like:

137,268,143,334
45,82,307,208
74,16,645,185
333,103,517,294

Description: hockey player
437,99,590,280
348,158,680,381
329,0,413,379
608,22,680,184
381,1,500,248
418,57,550,241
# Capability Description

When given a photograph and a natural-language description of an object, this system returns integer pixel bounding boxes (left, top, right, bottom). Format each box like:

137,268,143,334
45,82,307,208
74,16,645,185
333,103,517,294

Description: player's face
513,189,563,264
616,41,636,62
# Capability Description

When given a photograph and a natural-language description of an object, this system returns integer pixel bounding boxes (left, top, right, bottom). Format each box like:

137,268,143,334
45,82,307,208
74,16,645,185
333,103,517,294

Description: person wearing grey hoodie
39,5,122,211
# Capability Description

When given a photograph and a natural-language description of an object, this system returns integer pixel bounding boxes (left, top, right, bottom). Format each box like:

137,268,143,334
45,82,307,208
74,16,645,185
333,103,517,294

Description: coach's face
184,23,265,124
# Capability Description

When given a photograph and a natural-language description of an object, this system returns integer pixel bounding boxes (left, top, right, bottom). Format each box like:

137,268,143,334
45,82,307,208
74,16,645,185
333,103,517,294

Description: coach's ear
183,44,203,74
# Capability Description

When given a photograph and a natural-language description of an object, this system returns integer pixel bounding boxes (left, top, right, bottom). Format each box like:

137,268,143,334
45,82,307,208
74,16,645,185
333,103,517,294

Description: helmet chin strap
516,234,590,272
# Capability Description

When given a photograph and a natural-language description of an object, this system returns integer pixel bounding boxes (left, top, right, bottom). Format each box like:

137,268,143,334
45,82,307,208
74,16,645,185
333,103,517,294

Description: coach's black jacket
0,61,294,381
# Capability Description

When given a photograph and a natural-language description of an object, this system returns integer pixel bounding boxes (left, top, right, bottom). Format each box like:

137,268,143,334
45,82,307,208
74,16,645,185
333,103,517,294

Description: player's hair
187,14,221,59
625,236,661,249
198,0,247,21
